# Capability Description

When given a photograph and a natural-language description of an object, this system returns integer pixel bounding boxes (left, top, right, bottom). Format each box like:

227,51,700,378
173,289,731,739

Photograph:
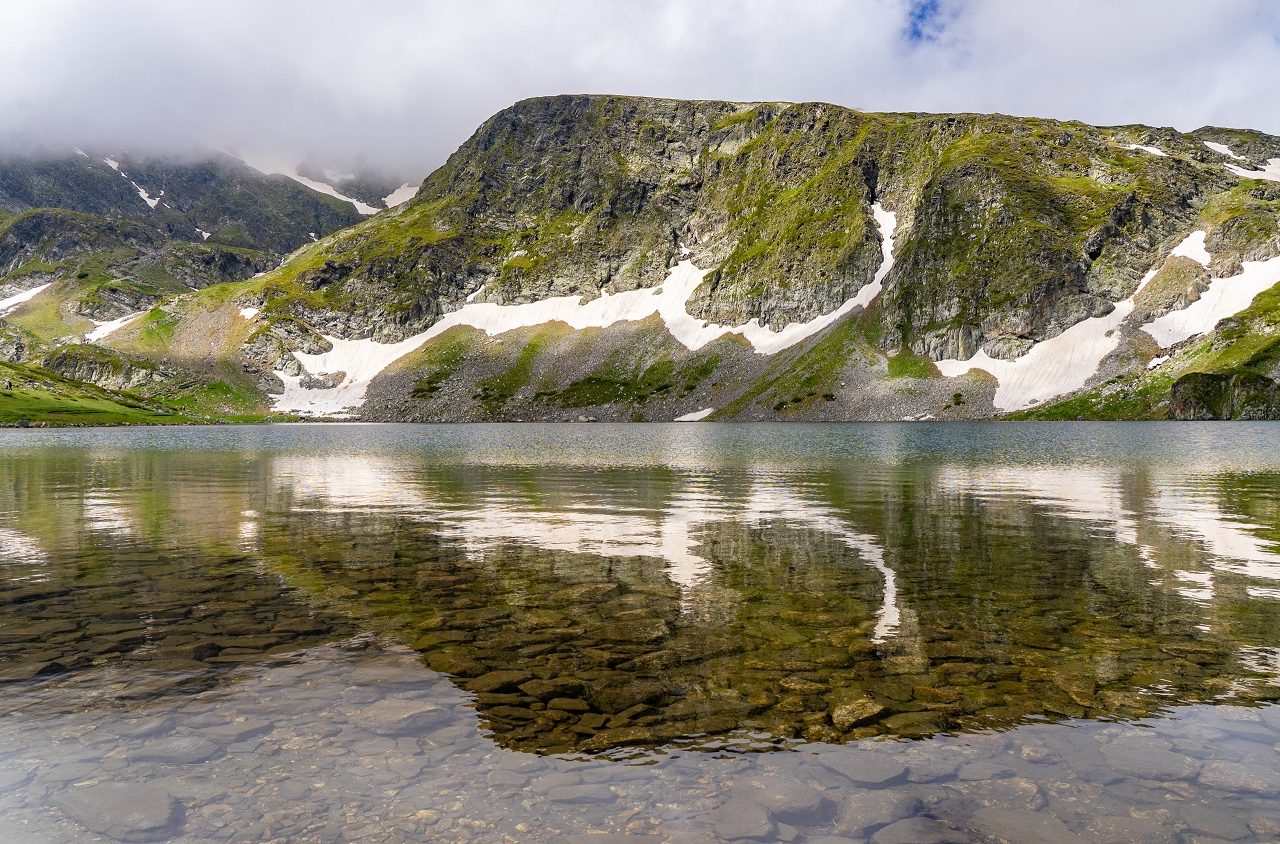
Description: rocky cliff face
1171,371,1280,419
7,95,1280,423
241,96,1273,360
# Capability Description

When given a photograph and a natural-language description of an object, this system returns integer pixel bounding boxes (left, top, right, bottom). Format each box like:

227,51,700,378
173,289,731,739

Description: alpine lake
1,422,1279,843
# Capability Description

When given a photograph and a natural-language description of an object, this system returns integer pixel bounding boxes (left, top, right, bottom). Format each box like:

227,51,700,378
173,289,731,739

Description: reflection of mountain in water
3,446,1278,751
262,455,1280,753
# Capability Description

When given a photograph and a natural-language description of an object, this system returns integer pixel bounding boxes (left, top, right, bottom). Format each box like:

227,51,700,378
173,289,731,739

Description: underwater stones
466,670,533,693
593,618,670,643
519,677,587,700
734,774,834,825
545,783,616,804
1198,759,1280,795
836,789,923,837
1083,815,1176,844
128,736,220,764
56,781,185,843
352,699,451,736
819,750,909,786
1098,736,1198,781
966,807,1082,844
871,816,971,844
591,679,669,714
951,777,1046,812
830,693,885,730
1173,803,1253,840
714,797,776,841
0,765,34,793
199,718,274,744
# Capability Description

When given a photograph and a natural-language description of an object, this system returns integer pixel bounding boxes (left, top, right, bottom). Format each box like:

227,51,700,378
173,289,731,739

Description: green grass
887,350,941,379
474,327,567,412
0,361,191,426
537,348,722,409
407,329,476,398
1009,373,1174,420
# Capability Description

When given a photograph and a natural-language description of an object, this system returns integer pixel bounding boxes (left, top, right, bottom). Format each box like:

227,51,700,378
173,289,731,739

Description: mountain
0,149,381,421
4,95,1280,424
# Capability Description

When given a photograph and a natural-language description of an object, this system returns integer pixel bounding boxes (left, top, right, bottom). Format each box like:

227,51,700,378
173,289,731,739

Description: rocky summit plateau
3,94,1280,425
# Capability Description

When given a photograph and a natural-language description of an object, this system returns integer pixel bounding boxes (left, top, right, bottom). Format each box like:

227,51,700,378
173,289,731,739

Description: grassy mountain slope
7,96,1280,422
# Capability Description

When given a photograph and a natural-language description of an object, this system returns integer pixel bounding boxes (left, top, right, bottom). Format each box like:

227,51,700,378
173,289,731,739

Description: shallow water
1,422,1279,842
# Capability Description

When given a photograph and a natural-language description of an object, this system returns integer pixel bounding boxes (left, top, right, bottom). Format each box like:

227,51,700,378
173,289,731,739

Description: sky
1,0,1278,179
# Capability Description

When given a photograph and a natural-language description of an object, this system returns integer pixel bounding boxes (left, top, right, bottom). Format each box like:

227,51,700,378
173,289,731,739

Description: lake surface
1,422,1279,842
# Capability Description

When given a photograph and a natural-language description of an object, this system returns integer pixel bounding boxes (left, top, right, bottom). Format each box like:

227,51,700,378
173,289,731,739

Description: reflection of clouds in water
82,491,135,536
935,464,1280,606
0,527,47,565
270,456,902,641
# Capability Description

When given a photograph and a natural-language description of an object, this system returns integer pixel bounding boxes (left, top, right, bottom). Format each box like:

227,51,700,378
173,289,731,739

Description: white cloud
0,0,1276,177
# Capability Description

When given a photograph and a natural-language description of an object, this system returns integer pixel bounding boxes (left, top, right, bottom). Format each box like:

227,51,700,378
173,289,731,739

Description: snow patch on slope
0,282,52,316
1227,158,1280,184
1125,143,1167,157
131,181,161,209
1204,141,1244,160
935,232,1207,411
85,311,143,342
383,183,418,207
674,407,715,421
234,155,380,215
272,202,900,415
239,307,260,320
1141,249,1280,347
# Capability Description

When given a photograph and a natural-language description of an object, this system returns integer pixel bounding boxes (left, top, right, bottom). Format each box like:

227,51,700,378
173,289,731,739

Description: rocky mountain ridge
3,95,1280,423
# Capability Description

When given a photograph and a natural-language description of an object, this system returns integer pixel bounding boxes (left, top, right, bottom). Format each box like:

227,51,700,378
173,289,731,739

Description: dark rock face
1170,371,1280,419
43,345,172,391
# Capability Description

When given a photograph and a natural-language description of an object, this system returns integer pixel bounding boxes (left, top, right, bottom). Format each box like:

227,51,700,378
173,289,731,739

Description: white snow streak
1141,249,1280,348
234,155,380,215
72,147,89,158
131,181,161,208
1204,141,1244,160
1169,230,1212,266
272,202,900,415
674,407,715,421
1124,143,1167,157
1227,158,1280,184
85,311,143,342
935,231,1206,411
238,307,260,320
195,228,212,240
103,157,120,170
383,183,418,207
0,282,52,316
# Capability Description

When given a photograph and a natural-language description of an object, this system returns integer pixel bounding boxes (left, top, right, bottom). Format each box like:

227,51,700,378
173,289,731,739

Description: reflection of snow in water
936,464,1280,607
271,456,901,640
82,492,135,536
741,485,899,643
0,527,47,564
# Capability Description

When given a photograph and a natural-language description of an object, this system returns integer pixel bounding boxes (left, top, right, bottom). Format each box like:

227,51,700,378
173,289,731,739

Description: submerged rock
56,781,185,842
